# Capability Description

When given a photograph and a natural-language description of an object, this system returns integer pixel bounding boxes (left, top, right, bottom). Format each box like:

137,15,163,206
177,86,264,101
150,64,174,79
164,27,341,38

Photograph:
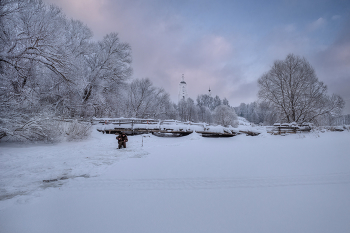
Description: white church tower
178,74,188,102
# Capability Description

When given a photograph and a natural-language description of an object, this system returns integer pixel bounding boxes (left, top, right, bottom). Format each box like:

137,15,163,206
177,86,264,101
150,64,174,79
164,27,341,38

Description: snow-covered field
1,124,350,233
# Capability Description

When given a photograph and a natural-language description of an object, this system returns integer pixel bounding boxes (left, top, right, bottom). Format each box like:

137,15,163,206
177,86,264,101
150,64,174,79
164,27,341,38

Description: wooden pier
267,123,312,135
98,128,239,137
97,128,194,137
196,131,237,137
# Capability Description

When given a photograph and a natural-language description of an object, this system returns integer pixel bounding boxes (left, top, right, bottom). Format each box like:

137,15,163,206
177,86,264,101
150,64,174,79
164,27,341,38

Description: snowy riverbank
1,125,350,233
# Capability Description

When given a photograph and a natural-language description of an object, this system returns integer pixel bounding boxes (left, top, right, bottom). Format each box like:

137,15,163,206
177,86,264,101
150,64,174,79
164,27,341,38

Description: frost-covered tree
222,98,230,106
213,105,238,127
257,101,278,125
162,102,178,120
178,98,198,122
125,78,171,119
81,33,132,104
234,101,278,125
196,105,212,123
213,95,222,110
197,94,222,111
195,94,233,124
0,0,73,141
235,103,248,119
0,0,133,141
1,1,72,92
197,94,212,110
185,98,198,122
258,54,344,124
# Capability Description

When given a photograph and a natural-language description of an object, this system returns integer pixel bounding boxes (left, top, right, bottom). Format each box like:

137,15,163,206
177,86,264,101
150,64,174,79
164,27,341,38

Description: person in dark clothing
116,132,128,149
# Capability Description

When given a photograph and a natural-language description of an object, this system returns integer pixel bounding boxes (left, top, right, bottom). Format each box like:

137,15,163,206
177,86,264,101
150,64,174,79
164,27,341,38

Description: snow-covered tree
0,0,134,141
234,101,278,125
258,54,344,124
196,94,223,111
197,105,213,123
213,105,238,127
125,78,171,119
222,98,230,106
81,33,132,104
178,98,198,122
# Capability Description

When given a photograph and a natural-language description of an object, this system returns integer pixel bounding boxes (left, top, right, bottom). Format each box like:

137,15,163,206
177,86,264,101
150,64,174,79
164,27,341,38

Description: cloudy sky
44,0,350,113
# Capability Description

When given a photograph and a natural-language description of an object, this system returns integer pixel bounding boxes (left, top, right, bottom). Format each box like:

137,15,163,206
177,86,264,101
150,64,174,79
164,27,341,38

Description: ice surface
1,125,350,233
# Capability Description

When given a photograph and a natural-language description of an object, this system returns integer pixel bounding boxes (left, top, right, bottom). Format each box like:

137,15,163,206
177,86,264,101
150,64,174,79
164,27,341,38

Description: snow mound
189,131,201,140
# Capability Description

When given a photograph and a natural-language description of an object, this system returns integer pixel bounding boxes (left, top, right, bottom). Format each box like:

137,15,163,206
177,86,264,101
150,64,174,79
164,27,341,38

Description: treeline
234,101,350,126
0,0,134,141
177,95,237,127
233,54,347,126
2,1,345,142
0,0,238,141
1,0,132,118
234,102,277,125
